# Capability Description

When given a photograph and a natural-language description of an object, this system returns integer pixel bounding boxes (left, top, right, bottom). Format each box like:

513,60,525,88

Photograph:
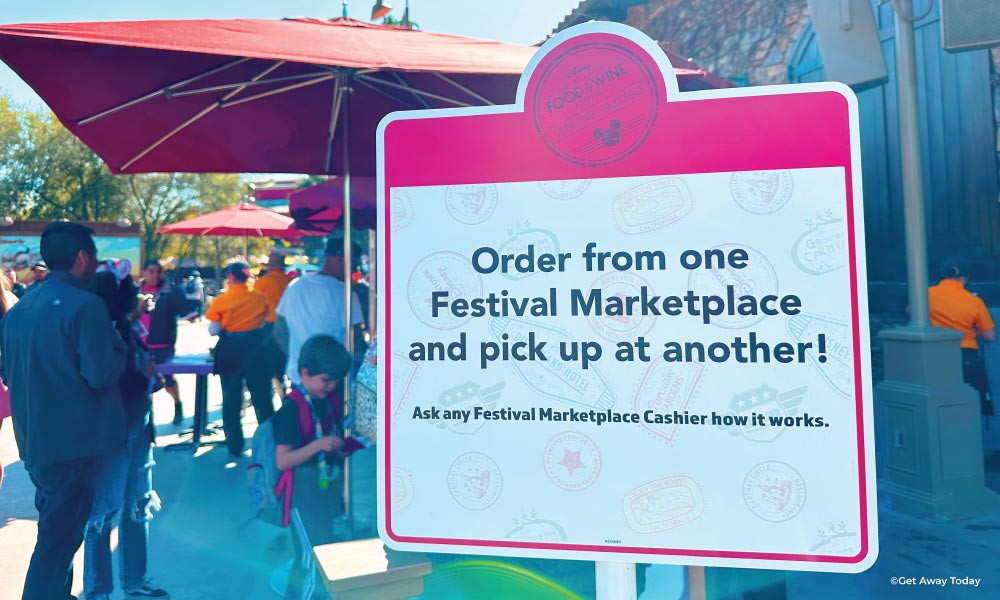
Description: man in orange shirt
252,253,290,393
929,262,996,415
207,262,275,460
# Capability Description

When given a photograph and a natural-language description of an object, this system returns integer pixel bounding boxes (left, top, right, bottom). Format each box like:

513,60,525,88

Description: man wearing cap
275,236,365,388
929,261,997,415
206,262,275,460
22,261,48,296
0,222,126,600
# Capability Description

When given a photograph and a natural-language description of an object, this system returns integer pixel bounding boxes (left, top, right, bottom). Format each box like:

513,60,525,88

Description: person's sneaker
172,401,184,425
124,582,170,599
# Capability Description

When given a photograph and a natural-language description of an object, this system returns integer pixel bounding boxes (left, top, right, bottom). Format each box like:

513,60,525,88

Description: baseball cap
224,262,251,282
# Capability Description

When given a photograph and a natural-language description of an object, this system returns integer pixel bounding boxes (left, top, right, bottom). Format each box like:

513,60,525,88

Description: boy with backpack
251,334,356,600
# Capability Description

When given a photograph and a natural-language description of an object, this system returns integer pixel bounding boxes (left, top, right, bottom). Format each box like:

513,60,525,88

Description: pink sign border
378,21,874,570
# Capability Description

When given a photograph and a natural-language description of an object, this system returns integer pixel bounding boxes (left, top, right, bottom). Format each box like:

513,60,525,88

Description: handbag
352,341,378,443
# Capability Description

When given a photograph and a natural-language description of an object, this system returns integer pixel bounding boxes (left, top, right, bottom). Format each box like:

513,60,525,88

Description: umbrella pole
341,75,355,537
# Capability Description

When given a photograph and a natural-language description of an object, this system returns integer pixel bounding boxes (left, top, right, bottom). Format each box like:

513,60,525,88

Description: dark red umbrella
157,202,302,256
288,177,377,233
0,17,727,176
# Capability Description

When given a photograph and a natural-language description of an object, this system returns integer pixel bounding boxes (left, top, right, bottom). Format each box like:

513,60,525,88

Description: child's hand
312,435,344,453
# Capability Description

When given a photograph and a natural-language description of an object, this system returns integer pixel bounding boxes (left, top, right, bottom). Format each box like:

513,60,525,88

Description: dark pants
216,330,275,455
962,347,993,415
23,456,102,600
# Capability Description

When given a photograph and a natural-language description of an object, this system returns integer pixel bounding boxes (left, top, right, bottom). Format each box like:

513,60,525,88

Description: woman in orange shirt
207,262,275,460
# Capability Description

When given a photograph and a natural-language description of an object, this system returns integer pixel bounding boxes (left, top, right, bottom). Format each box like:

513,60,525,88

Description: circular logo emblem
406,252,483,330
447,452,503,510
539,179,592,201
730,171,794,214
742,461,807,522
542,431,602,491
587,272,656,343
686,244,778,329
533,41,659,166
445,184,499,224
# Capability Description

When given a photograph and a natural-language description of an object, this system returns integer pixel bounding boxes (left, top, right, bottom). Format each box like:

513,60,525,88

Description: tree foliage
0,96,253,273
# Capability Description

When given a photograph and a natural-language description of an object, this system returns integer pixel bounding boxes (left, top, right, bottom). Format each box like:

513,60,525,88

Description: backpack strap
273,389,324,527
287,388,316,443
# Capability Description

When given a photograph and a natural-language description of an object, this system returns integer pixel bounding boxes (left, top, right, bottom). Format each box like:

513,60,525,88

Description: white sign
377,22,877,573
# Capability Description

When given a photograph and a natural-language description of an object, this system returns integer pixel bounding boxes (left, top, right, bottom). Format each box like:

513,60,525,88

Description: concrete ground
2,319,999,599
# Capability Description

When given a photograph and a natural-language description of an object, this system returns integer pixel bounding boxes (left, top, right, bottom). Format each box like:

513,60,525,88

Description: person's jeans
22,456,101,600
83,418,159,599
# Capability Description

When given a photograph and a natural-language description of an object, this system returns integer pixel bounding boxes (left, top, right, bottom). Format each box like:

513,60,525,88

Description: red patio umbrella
0,17,727,176
157,202,303,257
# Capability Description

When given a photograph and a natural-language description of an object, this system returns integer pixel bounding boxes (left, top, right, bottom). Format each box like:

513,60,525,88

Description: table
313,538,432,600
158,353,222,452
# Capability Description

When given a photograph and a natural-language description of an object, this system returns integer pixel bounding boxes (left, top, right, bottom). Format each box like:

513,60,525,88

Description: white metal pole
893,0,929,326
596,562,636,600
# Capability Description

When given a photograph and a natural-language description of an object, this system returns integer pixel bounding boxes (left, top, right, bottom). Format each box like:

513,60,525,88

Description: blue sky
0,0,582,106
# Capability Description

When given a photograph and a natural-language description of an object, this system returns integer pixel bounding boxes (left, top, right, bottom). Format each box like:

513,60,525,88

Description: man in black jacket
0,222,127,600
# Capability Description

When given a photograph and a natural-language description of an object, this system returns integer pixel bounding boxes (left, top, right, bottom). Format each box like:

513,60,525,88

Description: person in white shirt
275,236,365,385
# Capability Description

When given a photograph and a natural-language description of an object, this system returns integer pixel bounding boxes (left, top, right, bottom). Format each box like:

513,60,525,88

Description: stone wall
625,0,810,86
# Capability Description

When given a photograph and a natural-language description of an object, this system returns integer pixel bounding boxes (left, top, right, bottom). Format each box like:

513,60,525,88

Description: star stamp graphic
716,385,807,443
612,176,694,234
542,431,602,491
447,452,503,511
621,475,705,534
743,461,807,523
730,170,793,214
445,184,499,225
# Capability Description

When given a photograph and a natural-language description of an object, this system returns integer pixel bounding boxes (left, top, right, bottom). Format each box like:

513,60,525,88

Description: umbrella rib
120,60,286,171
220,74,336,108
167,71,333,98
434,73,495,106
324,75,345,174
392,72,433,109
351,77,420,110
78,57,251,126
354,74,474,107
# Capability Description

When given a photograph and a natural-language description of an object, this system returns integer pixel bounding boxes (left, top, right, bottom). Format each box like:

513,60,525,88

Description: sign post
377,21,878,593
